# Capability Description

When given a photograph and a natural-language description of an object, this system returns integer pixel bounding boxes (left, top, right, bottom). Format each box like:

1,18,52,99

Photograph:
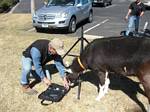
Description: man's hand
43,77,51,86
124,16,128,22
63,76,70,90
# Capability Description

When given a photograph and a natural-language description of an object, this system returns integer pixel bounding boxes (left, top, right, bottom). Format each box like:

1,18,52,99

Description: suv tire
35,27,43,32
103,1,107,7
88,11,93,23
109,1,112,5
68,17,76,33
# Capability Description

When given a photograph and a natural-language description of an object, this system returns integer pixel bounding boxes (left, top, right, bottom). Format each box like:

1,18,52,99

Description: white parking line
106,4,117,8
84,34,104,39
84,19,109,33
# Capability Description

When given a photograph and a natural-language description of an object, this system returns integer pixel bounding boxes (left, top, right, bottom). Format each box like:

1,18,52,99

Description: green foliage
0,0,19,12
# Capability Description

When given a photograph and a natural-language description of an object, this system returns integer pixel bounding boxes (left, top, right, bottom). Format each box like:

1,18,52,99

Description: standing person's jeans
126,15,140,36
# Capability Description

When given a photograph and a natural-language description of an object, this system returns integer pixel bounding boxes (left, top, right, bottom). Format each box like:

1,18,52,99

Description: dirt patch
0,14,149,112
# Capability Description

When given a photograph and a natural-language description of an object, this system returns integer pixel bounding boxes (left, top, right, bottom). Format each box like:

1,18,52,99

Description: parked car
143,1,150,10
92,0,112,7
32,0,93,33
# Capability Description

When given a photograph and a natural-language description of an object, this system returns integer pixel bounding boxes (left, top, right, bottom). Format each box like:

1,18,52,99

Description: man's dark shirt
129,2,145,16
22,39,66,79
23,39,57,65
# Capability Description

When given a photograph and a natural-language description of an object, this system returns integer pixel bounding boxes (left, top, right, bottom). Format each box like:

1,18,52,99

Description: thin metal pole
31,0,35,15
77,76,81,99
63,39,81,59
80,26,84,53
77,26,84,100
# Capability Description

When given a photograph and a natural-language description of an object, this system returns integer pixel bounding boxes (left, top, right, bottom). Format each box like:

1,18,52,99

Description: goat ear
65,68,73,74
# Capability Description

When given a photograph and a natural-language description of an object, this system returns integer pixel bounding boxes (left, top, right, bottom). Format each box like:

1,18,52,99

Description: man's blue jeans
126,16,140,36
21,56,32,85
20,48,66,85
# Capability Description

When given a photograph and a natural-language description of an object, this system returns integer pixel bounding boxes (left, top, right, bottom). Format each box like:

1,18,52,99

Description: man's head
48,38,65,55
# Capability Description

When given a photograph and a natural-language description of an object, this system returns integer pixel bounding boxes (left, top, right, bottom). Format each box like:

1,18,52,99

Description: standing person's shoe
22,84,38,95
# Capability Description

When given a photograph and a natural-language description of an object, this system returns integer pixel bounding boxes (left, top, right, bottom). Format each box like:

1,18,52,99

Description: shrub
0,0,19,13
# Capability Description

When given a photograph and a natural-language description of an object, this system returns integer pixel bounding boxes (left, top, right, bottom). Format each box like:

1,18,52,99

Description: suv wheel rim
71,19,76,32
104,2,107,7
89,12,93,22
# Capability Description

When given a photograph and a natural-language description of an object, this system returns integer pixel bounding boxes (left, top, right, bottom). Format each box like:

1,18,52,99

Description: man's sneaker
22,85,38,95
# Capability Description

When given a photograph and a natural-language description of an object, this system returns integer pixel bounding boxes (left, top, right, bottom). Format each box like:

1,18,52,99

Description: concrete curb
9,2,21,14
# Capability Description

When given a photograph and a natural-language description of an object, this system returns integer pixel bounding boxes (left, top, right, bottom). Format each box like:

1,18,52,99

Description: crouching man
20,38,69,95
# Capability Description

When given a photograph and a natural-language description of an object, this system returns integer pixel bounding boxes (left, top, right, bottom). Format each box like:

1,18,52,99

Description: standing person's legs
135,16,140,34
126,16,136,36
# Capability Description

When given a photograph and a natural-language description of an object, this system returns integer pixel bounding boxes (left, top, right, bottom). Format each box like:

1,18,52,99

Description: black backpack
120,29,150,38
144,29,150,37
38,83,68,105
120,31,135,37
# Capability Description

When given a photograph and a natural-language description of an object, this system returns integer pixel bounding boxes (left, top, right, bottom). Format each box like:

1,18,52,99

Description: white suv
32,0,93,33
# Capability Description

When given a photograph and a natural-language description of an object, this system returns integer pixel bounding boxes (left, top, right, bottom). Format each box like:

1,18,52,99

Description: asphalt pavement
12,0,44,13
81,0,150,38
11,0,150,38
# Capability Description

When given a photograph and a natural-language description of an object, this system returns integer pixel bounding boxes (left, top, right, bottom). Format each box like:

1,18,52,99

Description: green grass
0,13,148,112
